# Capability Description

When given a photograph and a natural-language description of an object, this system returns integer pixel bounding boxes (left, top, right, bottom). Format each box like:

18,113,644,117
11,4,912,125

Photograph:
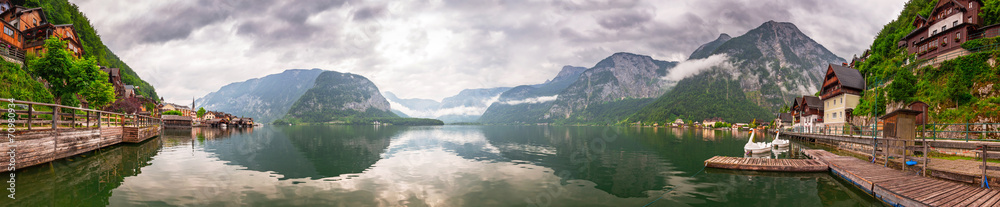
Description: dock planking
704,156,829,172
803,149,1000,207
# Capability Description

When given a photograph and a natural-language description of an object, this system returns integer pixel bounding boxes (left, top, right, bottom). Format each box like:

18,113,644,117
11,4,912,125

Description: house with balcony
901,0,995,64
820,64,866,129
0,6,84,60
23,23,84,58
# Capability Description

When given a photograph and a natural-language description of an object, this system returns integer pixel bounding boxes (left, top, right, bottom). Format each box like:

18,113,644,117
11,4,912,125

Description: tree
28,36,109,105
163,110,182,116
982,0,1000,26
197,107,206,118
79,59,114,109
887,68,918,103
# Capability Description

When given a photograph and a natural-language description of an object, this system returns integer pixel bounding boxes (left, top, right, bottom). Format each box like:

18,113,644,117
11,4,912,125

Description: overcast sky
69,0,906,103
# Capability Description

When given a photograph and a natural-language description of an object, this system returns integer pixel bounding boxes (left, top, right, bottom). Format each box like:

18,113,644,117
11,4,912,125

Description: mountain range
385,87,510,123
632,21,846,123
283,71,397,122
197,20,845,125
478,66,586,123
196,69,325,123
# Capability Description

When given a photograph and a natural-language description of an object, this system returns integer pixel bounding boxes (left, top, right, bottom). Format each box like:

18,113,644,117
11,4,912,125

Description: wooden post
984,145,989,188
71,110,75,128
26,104,32,130
872,136,877,163
882,138,891,167
86,111,90,128
923,140,928,176
96,112,101,128
903,139,907,171
52,106,59,129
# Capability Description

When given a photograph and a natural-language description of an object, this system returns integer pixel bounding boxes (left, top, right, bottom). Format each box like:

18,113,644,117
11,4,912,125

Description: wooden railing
3,98,160,130
871,137,930,176
0,45,24,63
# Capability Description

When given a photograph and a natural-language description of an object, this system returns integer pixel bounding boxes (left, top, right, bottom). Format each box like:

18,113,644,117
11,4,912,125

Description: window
954,21,958,27
3,26,11,36
958,32,962,41
942,26,947,31
933,30,938,35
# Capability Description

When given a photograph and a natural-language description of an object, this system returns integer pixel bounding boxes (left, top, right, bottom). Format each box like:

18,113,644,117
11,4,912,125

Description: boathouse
162,115,193,128
820,64,865,129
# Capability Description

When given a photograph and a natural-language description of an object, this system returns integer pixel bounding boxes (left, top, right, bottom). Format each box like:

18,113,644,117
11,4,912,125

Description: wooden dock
803,149,1000,206
1,99,162,173
704,156,829,172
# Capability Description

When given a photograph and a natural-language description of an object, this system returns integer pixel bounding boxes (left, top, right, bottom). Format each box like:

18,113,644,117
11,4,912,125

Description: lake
2,125,885,206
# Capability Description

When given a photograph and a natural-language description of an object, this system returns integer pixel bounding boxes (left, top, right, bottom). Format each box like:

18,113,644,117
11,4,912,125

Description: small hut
162,115,192,128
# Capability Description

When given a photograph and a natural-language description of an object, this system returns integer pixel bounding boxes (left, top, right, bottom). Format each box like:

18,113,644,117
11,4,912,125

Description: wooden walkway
803,149,1000,207
1,99,161,173
704,156,828,172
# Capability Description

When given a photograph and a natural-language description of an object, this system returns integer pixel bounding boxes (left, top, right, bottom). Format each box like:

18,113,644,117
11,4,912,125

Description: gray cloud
597,10,654,30
70,0,905,104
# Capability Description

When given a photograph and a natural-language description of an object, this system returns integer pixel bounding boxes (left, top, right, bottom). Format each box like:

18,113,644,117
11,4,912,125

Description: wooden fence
1,99,162,172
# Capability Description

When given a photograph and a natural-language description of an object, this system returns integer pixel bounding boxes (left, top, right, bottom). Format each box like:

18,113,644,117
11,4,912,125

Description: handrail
3,98,161,130
3,98,158,120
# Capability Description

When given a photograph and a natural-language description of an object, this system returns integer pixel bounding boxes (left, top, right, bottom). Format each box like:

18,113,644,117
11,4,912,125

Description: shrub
163,110,182,115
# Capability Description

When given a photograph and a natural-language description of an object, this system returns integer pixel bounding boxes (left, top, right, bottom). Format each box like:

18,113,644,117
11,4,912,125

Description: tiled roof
803,96,824,110
829,64,866,91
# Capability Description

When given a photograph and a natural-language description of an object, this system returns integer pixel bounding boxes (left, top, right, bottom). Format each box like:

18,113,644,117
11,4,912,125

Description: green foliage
856,0,935,82
0,60,53,103
854,89,886,117
960,37,1000,50
631,71,772,124
143,102,154,112
163,110,182,116
938,52,993,106
197,107,206,118
27,36,107,105
887,67,918,103
918,0,938,17
78,58,114,109
23,0,159,99
982,0,1000,26
712,122,732,128
555,98,655,125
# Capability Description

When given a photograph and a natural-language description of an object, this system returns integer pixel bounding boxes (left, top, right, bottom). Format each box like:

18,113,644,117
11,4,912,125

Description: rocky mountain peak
689,33,734,60
555,65,586,79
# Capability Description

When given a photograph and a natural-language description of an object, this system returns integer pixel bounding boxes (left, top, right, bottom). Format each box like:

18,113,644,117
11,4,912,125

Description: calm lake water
2,125,885,206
